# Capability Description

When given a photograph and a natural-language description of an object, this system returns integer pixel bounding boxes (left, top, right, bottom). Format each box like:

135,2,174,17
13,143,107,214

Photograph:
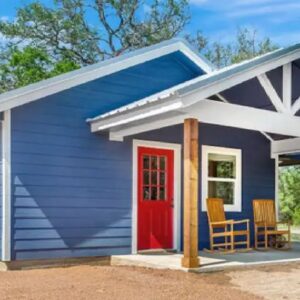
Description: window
142,154,167,201
202,146,242,212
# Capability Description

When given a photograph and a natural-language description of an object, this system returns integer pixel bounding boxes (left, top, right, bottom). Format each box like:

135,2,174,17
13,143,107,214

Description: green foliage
0,1,278,92
0,0,189,92
0,0,189,65
0,46,79,92
186,28,278,68
279,166,300,225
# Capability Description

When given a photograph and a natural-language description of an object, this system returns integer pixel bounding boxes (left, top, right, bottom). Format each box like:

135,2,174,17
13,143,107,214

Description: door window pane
208,181,234,205
151,187,158,200
142,154,169,202
143,171,150,185
143,155,150,169
151,171,158,185
159,156,166,170
143,187,150,200
159,187,166,200
159,172,165,185
208,153,236,178
151,156,158,169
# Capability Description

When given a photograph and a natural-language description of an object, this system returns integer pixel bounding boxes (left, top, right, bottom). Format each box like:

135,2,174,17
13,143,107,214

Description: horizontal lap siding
11,53,202,260
135,123,275,250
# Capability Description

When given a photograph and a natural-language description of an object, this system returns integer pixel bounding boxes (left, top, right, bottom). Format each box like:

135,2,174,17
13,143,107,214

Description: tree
0,0,189,66
0,1,279,92
279,166,300,225
0,46,79,93
186,28,278,68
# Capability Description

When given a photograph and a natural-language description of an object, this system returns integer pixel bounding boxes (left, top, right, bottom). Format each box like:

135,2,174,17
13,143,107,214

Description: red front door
137,146,174,251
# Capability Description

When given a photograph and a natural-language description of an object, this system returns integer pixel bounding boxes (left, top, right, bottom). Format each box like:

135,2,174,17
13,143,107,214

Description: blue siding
10,52,204,260
135,124,275,250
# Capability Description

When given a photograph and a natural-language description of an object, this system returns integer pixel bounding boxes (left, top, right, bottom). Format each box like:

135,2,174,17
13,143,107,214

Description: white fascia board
0,39,211,113
271,138,300,156
91,98,183,132
110,100,300,140
178,42,214,73
109,114,186,141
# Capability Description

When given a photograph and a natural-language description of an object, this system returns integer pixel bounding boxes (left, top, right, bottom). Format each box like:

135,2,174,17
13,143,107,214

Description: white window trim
132,139,182,254
202,145,242,212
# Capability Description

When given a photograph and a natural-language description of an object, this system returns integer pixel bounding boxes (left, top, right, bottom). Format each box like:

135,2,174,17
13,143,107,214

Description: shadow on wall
11,137,133,260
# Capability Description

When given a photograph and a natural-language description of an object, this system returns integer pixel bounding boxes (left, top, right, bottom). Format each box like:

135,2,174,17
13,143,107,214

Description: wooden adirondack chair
206,198,250,253
253,199,291,250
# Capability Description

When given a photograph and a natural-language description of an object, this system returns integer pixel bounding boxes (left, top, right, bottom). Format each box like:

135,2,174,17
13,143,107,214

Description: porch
87,46,300,269
112,242,300,272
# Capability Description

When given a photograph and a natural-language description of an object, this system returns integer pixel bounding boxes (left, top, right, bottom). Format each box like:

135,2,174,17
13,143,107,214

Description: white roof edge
0,38,213,112
88,43,300,124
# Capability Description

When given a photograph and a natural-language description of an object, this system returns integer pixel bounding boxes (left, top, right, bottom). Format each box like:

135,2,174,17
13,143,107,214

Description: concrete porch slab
111,243,300,273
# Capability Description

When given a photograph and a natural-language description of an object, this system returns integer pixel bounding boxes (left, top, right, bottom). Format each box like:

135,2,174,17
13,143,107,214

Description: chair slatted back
206,198,226,226
253,199,276,227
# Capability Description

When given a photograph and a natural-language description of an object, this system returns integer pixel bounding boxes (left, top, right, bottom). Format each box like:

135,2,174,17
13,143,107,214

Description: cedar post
181,118,199,268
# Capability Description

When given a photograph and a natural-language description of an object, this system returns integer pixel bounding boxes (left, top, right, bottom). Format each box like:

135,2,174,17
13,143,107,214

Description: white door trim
132,139,182,254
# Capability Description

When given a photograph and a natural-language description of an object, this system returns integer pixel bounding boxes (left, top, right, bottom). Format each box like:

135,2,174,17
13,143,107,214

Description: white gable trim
0,39,212,113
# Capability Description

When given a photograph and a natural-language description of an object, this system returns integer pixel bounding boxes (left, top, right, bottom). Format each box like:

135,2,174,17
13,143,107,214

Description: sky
0,0,300,47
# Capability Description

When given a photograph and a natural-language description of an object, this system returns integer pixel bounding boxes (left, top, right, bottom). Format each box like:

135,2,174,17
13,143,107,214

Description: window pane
159,187,166,200
151,187,158,200
143,171,150,185
159,172,165,185
151,171,157,185
143,156,150,169
151,156,158,170
159,156,166,170
208,181,234,205
143,187,150,200
208,153,236,178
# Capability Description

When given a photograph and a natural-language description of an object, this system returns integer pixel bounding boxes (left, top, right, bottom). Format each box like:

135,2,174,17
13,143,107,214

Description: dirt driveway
0,263,299,300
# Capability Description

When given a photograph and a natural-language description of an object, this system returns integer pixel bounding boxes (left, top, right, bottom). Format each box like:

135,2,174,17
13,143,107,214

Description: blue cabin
0,39,300,266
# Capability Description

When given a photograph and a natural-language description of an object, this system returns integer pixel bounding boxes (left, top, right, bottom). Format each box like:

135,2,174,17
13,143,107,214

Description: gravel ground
0,263,299,300
0,265,259,300
229,263,300,300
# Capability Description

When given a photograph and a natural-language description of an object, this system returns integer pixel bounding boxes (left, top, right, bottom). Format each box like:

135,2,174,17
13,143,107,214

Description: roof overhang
88,43,300,156
0,39,213,113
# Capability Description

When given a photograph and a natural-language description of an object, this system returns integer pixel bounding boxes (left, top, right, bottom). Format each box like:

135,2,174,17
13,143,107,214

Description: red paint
137,146,174,250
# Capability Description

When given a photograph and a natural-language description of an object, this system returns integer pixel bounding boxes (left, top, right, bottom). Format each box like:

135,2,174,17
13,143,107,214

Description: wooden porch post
181,118,199,268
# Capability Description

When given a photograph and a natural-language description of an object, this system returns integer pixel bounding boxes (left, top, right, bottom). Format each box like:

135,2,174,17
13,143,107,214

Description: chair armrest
233,219,249,225
210,220,233,226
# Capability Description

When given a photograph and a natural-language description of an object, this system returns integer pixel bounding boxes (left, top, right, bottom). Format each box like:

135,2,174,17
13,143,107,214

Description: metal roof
88,43,300,124
0,38,213,112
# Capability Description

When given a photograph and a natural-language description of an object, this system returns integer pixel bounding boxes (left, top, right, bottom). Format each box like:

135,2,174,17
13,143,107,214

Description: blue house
0,39,300,268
